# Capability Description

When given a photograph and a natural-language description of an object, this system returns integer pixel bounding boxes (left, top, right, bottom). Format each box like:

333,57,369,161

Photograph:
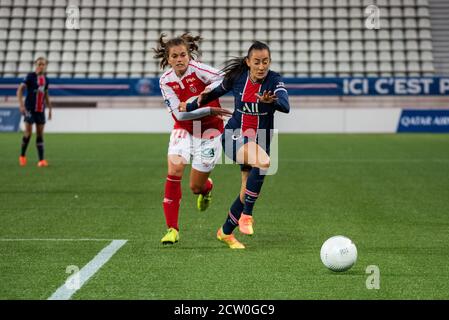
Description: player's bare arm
17,83,26,115
45,92,53,120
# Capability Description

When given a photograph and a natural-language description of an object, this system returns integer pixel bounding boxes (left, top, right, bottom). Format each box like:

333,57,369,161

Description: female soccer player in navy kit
154,33,232,245
17,57,53,167
183,41,290,249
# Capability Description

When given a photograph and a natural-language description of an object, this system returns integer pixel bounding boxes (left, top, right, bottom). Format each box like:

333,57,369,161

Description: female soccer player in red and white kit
153,33,232,244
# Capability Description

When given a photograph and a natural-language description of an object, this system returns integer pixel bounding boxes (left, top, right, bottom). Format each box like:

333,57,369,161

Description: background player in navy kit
183,41,290,249
17,57,53,167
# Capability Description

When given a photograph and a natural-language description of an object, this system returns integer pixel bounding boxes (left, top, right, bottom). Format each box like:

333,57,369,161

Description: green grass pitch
1,133,449,299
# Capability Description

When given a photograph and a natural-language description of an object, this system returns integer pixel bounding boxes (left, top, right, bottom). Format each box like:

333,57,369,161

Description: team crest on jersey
189,86,197,93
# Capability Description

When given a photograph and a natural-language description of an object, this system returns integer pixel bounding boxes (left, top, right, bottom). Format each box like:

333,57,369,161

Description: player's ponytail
153,33,202,70
221,41,271,83
221,57,248,83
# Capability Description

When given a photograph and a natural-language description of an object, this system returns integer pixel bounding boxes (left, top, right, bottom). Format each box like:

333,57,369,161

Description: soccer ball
320,235,357,272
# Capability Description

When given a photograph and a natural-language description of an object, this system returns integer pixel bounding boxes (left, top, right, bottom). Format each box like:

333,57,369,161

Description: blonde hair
34,57,48,65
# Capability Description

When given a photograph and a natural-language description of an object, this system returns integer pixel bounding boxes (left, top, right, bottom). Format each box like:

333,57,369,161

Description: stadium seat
393,51,406,62
323,51,337,62
62,51,75,62
5,50,19,62
22,41,34,51
75,51,89,62
0,0,437,77
352,62,364,73
90,51,103,62
8,19,21,29
421,62,434,74
8,29,22,42
379,51,392,61
351,51,364,62
22,30,37,41
103,52,117,62
338,62,351,75
74,62,87,76
421,51,433,61
60,62,74,74
76,41,90,52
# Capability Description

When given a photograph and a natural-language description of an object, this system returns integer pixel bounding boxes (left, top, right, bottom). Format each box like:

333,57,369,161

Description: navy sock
36,136,44,161
21,136,31,156
243,167,266,216
222,196,244,235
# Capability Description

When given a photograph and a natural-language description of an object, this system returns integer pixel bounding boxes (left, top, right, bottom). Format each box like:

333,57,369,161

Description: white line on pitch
48,239,127,300
282,158,449,163
0,238,116,242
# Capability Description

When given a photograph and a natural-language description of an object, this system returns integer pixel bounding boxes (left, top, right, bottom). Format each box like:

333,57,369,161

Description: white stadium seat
0,1,437,77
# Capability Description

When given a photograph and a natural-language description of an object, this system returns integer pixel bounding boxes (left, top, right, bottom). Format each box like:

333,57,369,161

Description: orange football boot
37,160,49,167
19,156,27,166
217,228,245,249
238,213,254,235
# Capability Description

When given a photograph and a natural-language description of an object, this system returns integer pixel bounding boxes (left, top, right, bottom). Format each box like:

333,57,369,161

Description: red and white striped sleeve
159,78,180,114
190,61,224,91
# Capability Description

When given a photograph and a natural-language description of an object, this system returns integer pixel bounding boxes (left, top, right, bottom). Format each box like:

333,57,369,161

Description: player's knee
167,167,183,177
257,157,270,170
189,183,202,194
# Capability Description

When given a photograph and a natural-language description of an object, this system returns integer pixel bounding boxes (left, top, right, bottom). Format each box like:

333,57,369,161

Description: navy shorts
24,110,46,125
221,129,270,172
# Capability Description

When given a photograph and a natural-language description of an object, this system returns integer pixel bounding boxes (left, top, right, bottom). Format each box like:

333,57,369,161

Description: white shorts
167,129,222,173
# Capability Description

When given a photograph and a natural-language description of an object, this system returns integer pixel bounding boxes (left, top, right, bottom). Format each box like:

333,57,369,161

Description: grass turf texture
1,133,448,299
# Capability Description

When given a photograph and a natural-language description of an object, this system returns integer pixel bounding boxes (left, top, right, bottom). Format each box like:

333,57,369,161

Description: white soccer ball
320,235,357,272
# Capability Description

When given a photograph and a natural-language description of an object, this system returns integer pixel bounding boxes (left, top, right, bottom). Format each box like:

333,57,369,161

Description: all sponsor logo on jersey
242,102,259,113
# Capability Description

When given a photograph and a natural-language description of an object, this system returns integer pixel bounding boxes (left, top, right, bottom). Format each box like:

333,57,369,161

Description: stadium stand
0,0,439,78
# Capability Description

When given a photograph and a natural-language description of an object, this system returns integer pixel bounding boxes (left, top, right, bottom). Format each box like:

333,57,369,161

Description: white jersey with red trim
159,60,224,136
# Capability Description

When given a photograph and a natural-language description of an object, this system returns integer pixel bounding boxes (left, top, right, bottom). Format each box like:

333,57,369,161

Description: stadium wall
10,107,400,133
1,77,449,133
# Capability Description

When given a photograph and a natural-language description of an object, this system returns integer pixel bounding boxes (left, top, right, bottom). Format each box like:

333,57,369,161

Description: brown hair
153,32,202,70
34,57,48,64
221,41,271,83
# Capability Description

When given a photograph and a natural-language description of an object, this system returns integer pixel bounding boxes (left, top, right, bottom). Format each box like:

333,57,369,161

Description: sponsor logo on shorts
201,147,215,159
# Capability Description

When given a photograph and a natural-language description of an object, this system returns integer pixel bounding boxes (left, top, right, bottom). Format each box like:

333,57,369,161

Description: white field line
280,158,449,163
45,239,127,300
0,238,116,242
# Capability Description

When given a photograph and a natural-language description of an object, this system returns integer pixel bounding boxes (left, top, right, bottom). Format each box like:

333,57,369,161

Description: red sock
200,178,213,195
163,175,182,230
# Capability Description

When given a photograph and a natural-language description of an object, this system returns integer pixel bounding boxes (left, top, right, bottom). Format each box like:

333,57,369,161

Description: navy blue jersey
188,70,289,147
21,72,49,112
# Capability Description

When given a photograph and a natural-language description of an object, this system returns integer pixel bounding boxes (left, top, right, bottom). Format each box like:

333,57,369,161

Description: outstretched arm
160,81,231,121
186,81,230,112
172,106,232,121
272,88,290,113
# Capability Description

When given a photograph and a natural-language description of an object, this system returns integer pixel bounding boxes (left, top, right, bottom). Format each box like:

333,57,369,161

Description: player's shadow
325,269,361,276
